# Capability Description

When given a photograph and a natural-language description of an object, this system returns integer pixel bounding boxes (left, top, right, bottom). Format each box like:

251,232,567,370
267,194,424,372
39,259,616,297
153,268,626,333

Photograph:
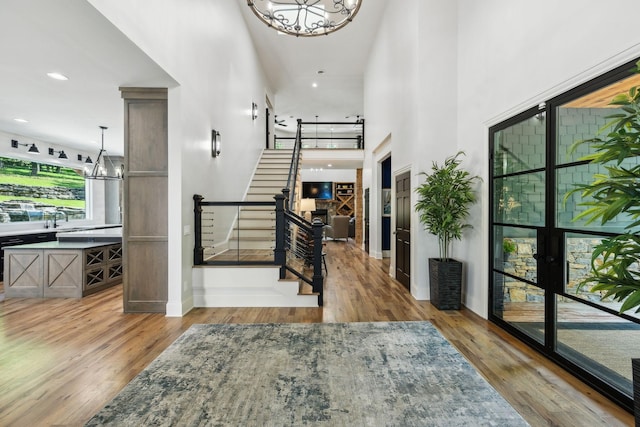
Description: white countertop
3,241,118,250
0,224,121,238
56,227,122,238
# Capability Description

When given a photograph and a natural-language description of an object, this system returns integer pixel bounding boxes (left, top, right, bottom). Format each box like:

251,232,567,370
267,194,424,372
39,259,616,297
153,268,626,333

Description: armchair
324,215,350,241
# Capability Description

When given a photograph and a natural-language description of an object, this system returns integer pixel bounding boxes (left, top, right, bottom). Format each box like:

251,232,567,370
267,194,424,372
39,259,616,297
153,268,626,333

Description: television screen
302,181,333,199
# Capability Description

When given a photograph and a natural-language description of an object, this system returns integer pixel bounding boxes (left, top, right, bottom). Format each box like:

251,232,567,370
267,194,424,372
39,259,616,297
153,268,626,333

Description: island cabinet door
4,249,44,297
43,249,83,298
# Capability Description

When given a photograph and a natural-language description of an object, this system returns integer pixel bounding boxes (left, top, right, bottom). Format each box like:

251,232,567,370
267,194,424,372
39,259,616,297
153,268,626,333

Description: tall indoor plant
415,151,480,309
566,61,640,314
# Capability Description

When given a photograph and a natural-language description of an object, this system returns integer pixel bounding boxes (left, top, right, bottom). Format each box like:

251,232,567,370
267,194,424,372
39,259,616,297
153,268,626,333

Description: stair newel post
275,193,286,279
193,194,204,265
312,218,324,306
282,188,290,212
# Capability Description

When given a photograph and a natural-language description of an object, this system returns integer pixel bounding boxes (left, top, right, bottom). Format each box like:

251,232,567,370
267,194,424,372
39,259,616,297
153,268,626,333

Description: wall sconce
251,102,258,120
11,139,40,153
48,148,68,159
77,154,93,164
211,129,221,157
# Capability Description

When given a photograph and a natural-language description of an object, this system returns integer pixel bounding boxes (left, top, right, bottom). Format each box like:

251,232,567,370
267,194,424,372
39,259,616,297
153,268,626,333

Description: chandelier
246,0,361,37
84,126,123,180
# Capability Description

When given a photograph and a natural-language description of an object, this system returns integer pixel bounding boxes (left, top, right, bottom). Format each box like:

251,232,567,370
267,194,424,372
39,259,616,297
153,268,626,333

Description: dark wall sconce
48,148,68,159
251,102,258,120
11,139,40,153
211,129,221,157
77,154,93,163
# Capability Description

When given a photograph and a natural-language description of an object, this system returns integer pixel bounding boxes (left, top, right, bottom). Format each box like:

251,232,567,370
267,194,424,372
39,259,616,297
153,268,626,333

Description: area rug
86,322,528,426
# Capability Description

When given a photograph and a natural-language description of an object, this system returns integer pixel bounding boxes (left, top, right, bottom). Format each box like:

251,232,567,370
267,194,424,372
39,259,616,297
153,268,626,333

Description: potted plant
503,238,517,258
566,60,640,422
415,151,481,310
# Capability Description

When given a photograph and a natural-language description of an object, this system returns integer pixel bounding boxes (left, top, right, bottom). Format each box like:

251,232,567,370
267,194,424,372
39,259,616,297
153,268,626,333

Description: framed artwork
382,188,391,216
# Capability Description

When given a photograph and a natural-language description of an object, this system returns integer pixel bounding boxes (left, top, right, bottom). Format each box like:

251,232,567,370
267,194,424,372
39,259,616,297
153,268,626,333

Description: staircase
230,149,297,251
192,149,319,307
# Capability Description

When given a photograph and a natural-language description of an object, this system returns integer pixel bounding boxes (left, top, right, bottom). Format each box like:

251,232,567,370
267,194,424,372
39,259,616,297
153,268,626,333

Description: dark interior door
364,188,370,253
395,171,410,289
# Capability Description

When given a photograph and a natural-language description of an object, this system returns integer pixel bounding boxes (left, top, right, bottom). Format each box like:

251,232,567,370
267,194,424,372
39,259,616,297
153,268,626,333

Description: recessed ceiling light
14,118,28,123
312,82,318,88
327,164,332,167
47,72,68,81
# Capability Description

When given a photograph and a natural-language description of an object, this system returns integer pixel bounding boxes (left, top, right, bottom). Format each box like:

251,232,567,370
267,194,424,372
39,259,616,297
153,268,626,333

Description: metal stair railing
193,192,324,306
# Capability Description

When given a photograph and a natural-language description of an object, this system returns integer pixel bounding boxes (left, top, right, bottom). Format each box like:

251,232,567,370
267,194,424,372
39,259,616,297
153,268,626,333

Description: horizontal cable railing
193,197,276,265
193,193,324,305
275,119,365,150
282,212,325,305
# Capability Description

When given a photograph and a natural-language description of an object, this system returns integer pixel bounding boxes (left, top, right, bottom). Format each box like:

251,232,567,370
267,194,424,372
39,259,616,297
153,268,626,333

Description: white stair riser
236,219,275,228
192,267,318,307
253,175,289,182
228,239,274,250
232,229,275,238
250,181,288,187
257,163,289,174
248,188,283,195
260,158,291,163
239,210,275,219
246,194,279,201
239,206,275,212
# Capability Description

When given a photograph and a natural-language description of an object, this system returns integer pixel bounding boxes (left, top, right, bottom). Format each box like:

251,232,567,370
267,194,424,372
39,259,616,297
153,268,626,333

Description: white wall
300,169,355,183
88,0,271,315
456,0,640,317
363,0,640,317
364,0,458,298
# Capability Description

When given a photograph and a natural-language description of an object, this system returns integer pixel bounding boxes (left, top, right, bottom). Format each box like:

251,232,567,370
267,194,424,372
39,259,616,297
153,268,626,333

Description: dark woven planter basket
634,358,640,427
429,258,462,310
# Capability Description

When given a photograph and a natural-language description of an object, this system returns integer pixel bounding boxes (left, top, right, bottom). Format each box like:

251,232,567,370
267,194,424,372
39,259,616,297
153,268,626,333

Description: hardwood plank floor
0,239,633,426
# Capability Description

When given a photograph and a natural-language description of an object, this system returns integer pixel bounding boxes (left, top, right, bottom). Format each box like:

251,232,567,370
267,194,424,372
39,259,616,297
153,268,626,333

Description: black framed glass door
489,58,640,412
490,106,548,345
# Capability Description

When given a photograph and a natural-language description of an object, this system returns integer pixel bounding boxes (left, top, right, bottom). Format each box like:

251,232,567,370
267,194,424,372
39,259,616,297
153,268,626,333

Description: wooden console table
3,241,122,298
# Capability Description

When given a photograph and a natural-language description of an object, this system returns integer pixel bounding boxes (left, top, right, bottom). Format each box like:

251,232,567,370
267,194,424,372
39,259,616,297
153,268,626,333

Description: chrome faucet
44,211,67,229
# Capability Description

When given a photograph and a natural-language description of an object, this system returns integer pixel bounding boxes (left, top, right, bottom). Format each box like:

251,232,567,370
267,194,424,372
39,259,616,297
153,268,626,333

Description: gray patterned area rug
86,322,529,426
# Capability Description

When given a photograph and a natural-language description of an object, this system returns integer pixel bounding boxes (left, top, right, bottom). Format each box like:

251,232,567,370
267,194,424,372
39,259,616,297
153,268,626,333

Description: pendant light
84,126,123,180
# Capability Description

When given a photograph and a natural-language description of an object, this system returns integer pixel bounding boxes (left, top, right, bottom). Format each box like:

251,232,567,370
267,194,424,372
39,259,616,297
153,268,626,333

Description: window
0,156,86,224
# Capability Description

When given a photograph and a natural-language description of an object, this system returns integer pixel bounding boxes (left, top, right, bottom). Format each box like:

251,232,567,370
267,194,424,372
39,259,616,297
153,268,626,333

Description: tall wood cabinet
120,87,168,313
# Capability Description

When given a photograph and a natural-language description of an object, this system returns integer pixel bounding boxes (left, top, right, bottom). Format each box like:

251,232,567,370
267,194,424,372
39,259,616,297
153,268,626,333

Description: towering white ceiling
239,1,386,128
0,0,176,155
0,0,385,155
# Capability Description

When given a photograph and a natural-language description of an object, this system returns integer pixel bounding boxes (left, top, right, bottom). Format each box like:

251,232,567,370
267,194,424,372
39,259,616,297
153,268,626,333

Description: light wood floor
0,240,633,426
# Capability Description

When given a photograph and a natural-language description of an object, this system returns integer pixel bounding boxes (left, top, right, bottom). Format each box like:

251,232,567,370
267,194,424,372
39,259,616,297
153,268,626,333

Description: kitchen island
3,240,122,298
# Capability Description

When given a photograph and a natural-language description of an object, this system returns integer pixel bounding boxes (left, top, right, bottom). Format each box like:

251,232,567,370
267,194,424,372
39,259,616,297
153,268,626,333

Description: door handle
533,253,556,264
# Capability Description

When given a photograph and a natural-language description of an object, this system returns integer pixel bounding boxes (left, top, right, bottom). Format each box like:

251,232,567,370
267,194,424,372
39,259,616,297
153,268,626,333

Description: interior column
120,87,168,313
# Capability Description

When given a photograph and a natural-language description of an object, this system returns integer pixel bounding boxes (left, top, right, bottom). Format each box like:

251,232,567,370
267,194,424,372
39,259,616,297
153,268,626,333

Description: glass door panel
491,110,546,346
493,226,537,283
493,116,546,176
494,173,545,226
556,296,640,394
493,272,545,344
564,232,640,317
557,160,640,232
493,226,543,343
